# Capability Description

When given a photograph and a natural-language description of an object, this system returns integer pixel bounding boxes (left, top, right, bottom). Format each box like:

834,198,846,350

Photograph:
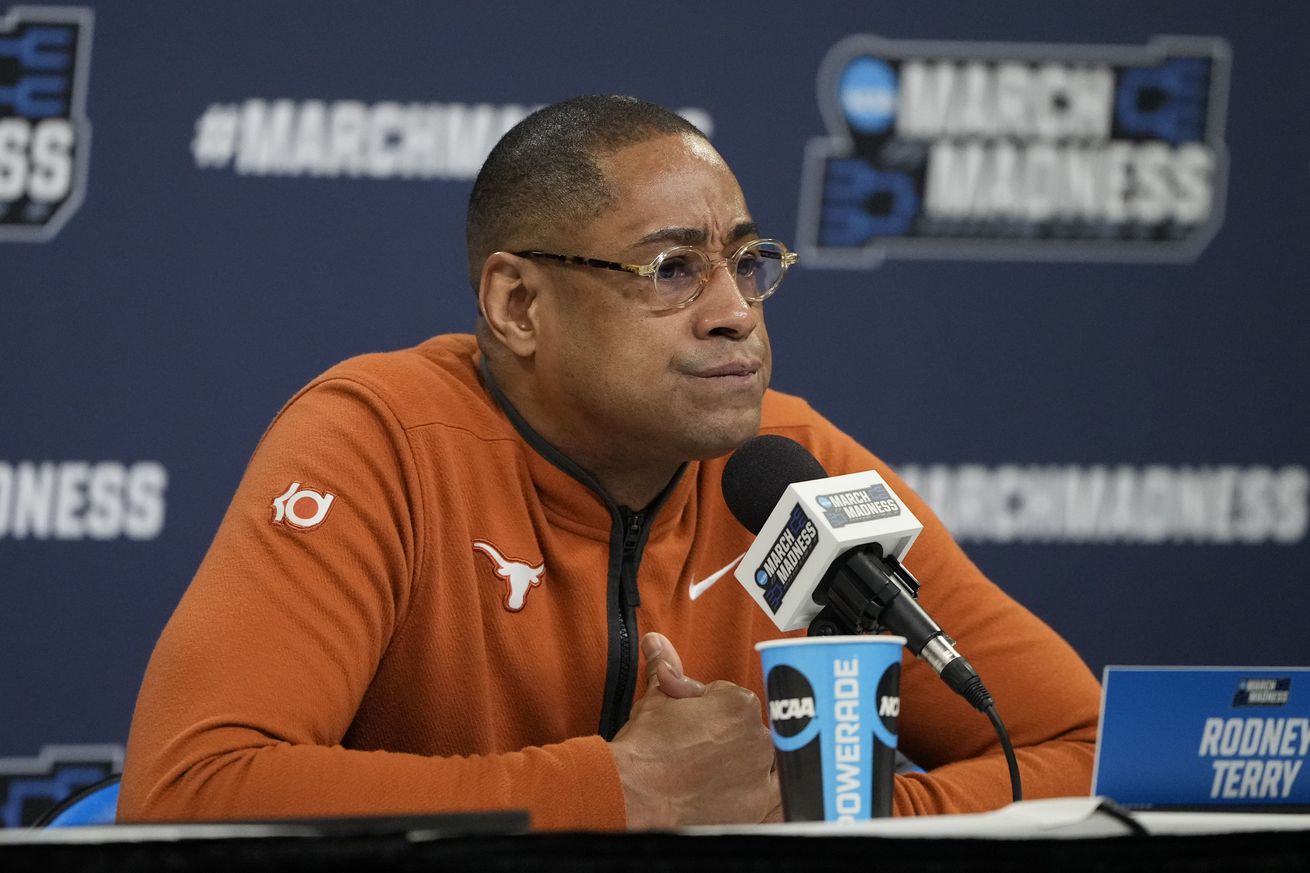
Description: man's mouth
691,360,762,379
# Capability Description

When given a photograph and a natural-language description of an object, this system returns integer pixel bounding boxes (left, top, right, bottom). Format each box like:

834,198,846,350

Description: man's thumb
641,632,705,699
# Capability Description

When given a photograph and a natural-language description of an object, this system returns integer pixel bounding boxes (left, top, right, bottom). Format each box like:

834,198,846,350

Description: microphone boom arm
808,545,994,714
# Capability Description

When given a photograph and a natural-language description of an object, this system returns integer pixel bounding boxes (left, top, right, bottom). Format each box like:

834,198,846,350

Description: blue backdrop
2,1,1307,822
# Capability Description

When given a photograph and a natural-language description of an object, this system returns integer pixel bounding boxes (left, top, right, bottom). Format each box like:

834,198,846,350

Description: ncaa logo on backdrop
0,5,93,242
798,35,1231,266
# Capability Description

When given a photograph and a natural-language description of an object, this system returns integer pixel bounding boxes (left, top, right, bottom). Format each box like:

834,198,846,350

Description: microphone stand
807,546,1024,803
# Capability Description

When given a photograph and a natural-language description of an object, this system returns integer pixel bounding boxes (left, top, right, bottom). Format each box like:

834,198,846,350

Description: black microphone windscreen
721,435,829,534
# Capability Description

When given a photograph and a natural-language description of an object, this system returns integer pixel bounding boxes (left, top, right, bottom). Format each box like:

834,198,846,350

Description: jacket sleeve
117,376,627,830
800,421,1101,814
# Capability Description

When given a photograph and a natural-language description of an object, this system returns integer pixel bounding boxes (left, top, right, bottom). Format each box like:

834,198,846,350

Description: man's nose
692,260,759,339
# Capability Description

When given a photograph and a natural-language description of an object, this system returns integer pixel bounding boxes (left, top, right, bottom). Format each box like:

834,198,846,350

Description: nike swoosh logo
688,552,747,601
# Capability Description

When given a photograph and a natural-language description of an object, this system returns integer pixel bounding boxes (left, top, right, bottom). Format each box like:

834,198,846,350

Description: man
119,95,1100,830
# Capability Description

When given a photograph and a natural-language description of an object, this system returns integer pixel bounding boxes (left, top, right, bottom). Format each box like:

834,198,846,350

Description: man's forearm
119,733,627,830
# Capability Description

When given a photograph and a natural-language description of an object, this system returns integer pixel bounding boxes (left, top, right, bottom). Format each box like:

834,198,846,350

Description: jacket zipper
599,508,645,739
476,359,684,743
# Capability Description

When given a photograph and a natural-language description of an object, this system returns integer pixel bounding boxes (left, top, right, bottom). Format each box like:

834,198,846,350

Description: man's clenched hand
610,632,779,829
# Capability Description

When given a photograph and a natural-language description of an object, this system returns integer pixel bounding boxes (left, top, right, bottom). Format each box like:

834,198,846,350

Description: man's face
527,133,773,476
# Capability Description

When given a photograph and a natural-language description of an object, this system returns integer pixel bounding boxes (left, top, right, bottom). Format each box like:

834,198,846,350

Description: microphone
723,435,993,713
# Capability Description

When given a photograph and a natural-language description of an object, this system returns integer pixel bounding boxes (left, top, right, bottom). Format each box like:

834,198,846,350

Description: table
2,798,1307,873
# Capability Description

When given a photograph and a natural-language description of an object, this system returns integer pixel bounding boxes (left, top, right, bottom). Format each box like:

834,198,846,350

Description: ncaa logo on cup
766,665,818,739
271,481,335,530
770,696,817,722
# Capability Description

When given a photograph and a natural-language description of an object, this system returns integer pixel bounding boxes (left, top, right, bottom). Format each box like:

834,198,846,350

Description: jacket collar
477,355,693,538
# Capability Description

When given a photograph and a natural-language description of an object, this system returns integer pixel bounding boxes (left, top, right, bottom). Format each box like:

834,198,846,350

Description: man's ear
478,252,538,359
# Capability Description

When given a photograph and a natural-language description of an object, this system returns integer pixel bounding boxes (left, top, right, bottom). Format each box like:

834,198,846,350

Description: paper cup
756,635,905,822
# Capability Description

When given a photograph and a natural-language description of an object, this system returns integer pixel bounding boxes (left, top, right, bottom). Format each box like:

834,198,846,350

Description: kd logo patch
271,482,335,530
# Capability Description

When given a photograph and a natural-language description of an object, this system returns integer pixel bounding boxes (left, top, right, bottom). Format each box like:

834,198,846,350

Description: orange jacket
119,334,1100,829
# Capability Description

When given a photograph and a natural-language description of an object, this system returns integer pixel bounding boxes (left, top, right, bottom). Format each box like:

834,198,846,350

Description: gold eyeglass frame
513,238,798,311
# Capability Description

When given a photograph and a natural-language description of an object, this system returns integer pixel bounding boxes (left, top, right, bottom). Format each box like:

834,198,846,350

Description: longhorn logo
472,540,545,612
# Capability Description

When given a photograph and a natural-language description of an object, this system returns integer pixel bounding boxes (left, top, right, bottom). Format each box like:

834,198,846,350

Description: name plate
1093,666,1310,809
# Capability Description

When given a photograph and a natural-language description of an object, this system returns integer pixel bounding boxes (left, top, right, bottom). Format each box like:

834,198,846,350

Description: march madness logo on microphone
798,34,1230,266
817,484,901,528
753,504,820,613
0,5,94,242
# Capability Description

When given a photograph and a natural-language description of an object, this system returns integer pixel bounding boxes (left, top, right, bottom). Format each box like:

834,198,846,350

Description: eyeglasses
513,239,798,312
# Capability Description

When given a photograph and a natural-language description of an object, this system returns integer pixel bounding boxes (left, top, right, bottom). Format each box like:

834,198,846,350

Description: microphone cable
939,650,1023,803
985,703,1023,803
